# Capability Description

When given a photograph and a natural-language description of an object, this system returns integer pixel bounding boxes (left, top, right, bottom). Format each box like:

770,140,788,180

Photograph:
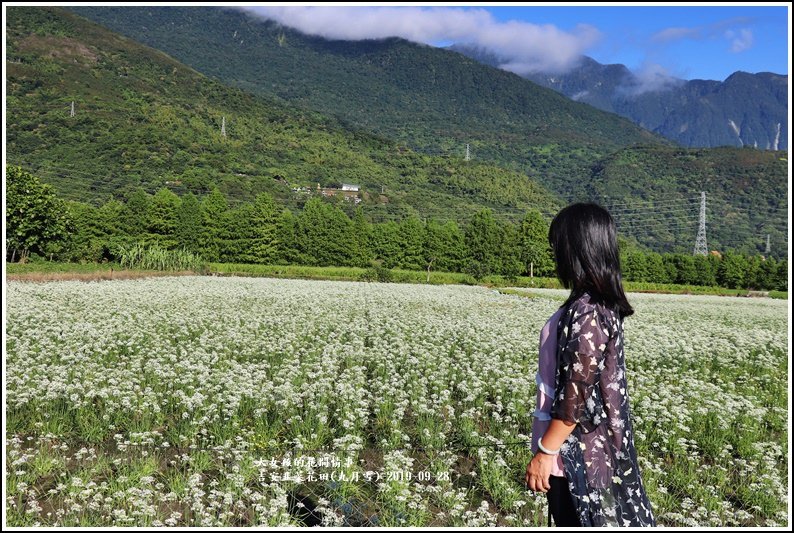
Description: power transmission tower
693,191,708,255
70,101,75,117
221,116,226,137
765,234,770,254
465,144,470,161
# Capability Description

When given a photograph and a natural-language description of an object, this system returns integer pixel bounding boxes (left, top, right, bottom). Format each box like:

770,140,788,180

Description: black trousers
547,475,582,527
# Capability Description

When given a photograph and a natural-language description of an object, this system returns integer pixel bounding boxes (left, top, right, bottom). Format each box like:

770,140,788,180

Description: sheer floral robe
550,292,656,527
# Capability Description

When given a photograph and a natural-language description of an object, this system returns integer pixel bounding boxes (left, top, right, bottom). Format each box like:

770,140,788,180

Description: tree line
6,166,788,291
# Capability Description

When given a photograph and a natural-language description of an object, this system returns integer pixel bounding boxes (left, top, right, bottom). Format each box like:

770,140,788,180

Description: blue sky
246,4,789,82
483,5,789,81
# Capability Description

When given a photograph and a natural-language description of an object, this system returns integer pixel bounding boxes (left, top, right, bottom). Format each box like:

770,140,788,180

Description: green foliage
65,198,129,262
146,188,181,249
69,5,663,199
350,207,374,268
6,166,73,262
717,253,749,289
589,146,787,259
274,208,298,265
6,7,562,229
293,197,354,267
774,261,788,292
12,163,785,293
465,209,501,276
518,209,554,278
174,192,202,253
622,250,648,282
360,261,394,283
116,242,206,272
642,252,669,284
199,188,228,262
396,216,425,271
499,222,524,281
369,222,401,269
124,189,151,237
224,193,280,264
463,260,490,282
422,219,466,277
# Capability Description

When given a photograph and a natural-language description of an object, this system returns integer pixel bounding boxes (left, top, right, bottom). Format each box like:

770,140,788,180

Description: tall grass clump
116,243,207,272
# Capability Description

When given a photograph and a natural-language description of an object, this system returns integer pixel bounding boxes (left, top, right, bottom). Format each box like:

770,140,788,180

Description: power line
616,221,700,231
606,201,701,214
602,197,701,209
615,213,702,224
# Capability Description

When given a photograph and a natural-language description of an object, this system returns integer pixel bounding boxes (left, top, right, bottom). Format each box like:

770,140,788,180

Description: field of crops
5,277,789,526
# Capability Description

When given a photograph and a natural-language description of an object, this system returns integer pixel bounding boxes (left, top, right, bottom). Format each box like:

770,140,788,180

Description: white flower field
5,276,789,526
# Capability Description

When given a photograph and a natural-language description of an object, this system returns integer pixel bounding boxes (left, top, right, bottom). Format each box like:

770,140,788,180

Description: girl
525,203,656,527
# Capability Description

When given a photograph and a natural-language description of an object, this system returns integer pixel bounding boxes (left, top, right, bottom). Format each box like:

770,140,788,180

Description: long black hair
548,202,634,318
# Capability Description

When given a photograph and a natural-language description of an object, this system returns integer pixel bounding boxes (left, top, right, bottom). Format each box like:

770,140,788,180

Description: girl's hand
525,452,554,493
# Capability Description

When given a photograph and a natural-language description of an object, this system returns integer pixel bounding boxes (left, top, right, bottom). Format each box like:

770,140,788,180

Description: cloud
650,17,756,53
241,6,602,74
617,62,684,96
725,28,753,53
651,26,702,43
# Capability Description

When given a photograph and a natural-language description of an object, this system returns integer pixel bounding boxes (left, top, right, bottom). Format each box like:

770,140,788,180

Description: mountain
585,145,787,257
6,7,565,224
8,7,787,258
450,45,788,151
67,6,668,200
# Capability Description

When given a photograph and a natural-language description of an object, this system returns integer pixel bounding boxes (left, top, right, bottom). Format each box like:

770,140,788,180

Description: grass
5,260,787,299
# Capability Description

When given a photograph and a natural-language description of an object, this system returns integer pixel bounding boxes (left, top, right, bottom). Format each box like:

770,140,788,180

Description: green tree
693,254,717,286
465,208,501,276
755,257,778,291
245,193,280,264
661,253,679,285
124,188,151,238
499,221,523,280
441,220,468,273
672,254,698,285
622,250,648,282
275,208,297,265
422,218,458,281
397,216,425,270
199,187,229,262
175,192,203,254
774,260,788,291
643,252,668,283
147,188,182,248
223,205,252,263
717,252,748,289
350,207,373,268
66,198,128,262
370,221,401,269
294,197,353,266
6,166,73,262
518,209,553,278
743,255,764,290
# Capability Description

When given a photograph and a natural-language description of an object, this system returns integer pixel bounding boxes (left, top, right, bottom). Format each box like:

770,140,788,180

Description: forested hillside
69,6,666,197
6,7,561,225
66,6,789,258
588,146,787,258
6,7,788,258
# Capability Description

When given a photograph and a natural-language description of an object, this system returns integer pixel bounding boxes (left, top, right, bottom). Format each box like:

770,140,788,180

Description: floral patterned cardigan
548,291,657,527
